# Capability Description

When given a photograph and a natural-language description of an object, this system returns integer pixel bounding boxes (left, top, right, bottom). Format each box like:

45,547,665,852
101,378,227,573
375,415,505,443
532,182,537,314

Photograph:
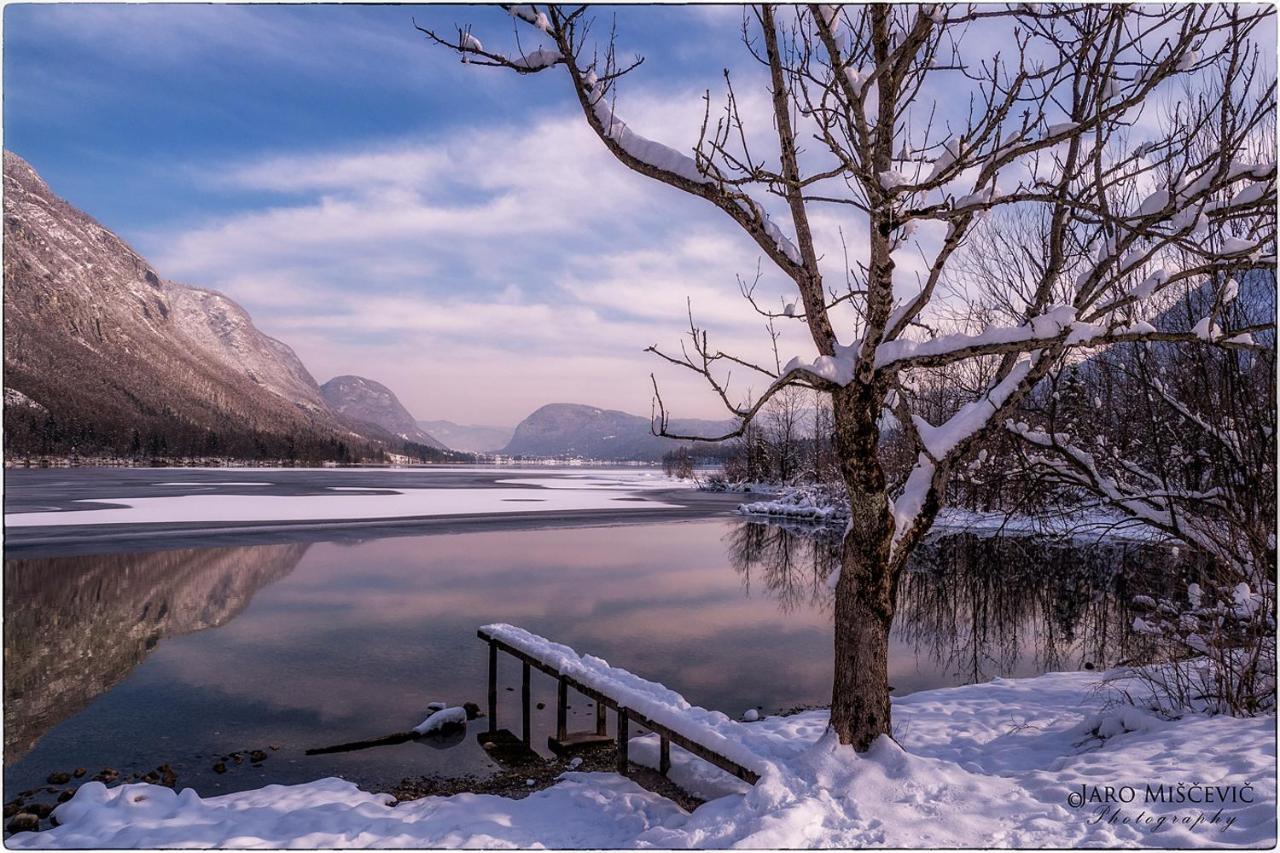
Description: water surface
4,516,1202,799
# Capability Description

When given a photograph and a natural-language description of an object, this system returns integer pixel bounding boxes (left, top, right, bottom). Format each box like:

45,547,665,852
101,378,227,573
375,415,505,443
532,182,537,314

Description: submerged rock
6,813,39,834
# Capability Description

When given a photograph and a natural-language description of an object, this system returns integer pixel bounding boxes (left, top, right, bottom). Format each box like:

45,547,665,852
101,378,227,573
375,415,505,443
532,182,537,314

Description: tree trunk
829,384,897,750
830,551,894,749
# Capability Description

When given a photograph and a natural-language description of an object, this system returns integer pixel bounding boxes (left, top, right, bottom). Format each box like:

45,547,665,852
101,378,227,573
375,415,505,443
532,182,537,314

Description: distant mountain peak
502,402,734,460
320,375,446,450
415,419,513,454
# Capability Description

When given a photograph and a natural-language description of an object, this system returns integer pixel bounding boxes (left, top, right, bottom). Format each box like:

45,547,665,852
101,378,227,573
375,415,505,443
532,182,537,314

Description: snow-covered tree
421,4,1276,750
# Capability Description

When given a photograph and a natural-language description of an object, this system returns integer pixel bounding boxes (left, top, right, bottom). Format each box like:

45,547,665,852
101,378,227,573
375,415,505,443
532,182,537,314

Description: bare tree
763,384,807,481
419,3,1276,750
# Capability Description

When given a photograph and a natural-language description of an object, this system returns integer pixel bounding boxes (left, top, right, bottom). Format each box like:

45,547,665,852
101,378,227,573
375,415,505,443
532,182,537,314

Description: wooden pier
478,626,760,785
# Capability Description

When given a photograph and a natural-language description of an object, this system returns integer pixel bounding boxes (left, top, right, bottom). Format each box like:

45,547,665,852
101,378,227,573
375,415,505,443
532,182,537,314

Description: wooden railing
478,627,760,785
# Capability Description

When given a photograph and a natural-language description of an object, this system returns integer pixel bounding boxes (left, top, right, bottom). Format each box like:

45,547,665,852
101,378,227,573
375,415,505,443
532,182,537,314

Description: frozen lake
3,467,1204,803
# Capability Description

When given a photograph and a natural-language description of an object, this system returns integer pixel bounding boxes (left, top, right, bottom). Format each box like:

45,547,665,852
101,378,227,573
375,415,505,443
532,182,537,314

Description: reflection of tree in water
726,521,841,614
727,520,1213,684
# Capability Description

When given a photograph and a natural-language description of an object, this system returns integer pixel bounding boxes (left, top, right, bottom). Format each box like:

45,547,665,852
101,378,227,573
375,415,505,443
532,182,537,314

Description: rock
158,765,177,788
742,709,759,722
46,772,71,785
269,745,280,751
92,768,118,783
212,762,227,774
72,768,86,778
481,741,496,751
6,813,39,834
463,702,482,720
249,750,268,763
28,803,53,819
3,803,20,818
57,790,74,803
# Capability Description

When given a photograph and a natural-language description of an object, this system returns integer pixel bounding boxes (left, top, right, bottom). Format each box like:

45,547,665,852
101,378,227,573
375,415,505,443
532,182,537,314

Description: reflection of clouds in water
141,522,837,728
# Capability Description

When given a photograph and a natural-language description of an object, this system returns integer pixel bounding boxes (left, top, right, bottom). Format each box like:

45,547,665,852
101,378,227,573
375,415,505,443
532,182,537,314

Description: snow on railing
479,623,771,777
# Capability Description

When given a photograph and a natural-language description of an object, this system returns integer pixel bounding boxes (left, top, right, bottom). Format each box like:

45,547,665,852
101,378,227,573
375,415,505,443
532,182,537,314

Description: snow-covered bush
1109,581,1276,717
738,481,849,524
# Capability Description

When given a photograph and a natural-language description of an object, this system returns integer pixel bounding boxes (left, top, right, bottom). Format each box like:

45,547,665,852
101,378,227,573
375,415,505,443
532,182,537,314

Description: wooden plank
616,707,630,775
476,729,541,767
521,661,531,747
487,641,498,734
659,735,671,775
547,731,613,755
556,677,568,742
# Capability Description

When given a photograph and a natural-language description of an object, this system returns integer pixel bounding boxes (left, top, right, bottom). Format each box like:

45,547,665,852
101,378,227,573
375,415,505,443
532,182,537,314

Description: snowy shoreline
10,668,1273,849
737,487,1165,544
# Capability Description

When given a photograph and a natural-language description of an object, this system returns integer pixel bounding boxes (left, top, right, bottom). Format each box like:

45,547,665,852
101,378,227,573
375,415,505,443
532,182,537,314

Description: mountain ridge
319,375,446,450
501,402,735,461
2,151,413,461
416,419,514,454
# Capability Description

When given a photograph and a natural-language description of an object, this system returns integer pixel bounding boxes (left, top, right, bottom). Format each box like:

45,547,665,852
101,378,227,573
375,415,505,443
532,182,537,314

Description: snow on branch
1003,418,1255,576
912,359,1033,460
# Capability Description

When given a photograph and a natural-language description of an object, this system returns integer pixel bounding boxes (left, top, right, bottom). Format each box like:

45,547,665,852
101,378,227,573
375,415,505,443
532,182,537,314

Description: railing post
615,707,629,775
521,661,531,747
556,677,568,742
595,700,607,736
659,735,671,776
487,641,498,734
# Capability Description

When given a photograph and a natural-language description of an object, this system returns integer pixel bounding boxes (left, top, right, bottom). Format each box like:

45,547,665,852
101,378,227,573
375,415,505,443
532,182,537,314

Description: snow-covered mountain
165,283,332,418
415,420,514,454
1,151,395,459
501,403,735,460
320,375,447,450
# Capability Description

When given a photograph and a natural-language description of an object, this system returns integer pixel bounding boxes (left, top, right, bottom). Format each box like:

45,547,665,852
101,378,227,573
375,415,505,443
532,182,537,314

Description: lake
2,470,1205,803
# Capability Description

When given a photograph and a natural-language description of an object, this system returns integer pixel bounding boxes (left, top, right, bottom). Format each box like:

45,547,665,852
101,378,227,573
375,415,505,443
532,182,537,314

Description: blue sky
5,3,786,425
5,4,1273,426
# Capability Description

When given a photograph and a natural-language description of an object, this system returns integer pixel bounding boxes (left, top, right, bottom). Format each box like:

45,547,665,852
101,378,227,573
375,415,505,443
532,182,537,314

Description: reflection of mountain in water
4,543,309,763
726,522,1213,683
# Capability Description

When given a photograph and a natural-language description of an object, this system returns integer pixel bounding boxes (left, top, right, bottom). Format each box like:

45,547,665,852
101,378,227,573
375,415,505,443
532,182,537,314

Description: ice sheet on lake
4,487,681,528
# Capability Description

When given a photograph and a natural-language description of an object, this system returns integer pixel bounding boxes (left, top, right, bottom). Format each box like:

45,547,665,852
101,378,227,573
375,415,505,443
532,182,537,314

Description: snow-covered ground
12,668,1273,848
4,472,688,528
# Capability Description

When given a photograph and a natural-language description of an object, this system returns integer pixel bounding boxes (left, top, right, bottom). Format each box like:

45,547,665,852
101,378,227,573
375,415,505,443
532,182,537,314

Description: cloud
150,88,815,425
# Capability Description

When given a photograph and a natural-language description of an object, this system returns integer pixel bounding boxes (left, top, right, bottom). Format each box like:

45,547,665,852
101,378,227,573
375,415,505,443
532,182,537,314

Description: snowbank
13,669,1273,848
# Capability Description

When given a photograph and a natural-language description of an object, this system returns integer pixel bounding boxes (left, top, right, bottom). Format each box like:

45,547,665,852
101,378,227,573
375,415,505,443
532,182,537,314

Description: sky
4,4,1274,427
4,3,795,427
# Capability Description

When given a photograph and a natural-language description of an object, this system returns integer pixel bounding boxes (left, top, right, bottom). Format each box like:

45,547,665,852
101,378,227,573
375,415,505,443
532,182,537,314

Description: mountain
165,284,332,419
416,420,514,454
2,151,373,460
320,375,446,450
501,403,735,461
